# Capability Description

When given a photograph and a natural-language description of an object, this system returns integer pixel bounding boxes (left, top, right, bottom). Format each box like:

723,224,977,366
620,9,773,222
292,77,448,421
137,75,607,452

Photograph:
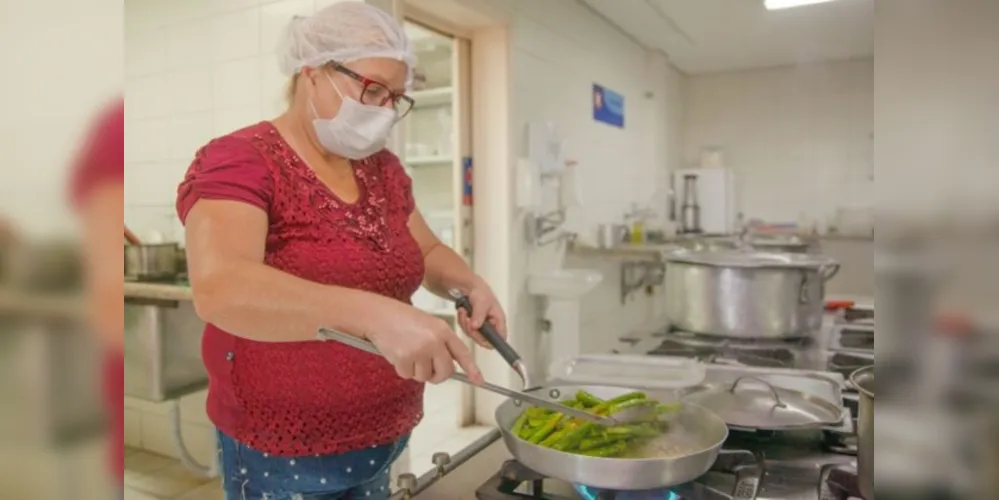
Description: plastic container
548,354,706,390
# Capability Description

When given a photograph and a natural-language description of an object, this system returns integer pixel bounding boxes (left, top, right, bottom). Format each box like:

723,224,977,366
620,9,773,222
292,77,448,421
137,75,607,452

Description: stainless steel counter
124,281,206,402
124,281,193,301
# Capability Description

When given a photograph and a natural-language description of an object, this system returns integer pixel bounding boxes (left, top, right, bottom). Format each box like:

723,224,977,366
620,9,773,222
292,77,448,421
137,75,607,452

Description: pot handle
799,271,812,304
730,376,788,409
820,262,841,282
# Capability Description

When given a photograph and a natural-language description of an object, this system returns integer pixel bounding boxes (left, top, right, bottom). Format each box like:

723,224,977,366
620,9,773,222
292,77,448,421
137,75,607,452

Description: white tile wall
123,0,365,242
487,0,684,380
682,58,875,225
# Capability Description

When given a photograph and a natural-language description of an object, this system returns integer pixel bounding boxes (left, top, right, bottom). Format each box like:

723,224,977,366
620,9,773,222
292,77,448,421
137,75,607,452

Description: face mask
311,74,398,159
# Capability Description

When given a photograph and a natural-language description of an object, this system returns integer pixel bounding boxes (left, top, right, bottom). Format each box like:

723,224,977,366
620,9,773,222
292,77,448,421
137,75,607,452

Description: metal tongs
315,327,616,425
316,288,663,426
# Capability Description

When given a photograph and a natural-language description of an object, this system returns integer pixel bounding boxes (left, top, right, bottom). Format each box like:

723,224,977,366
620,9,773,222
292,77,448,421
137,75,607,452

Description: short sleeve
175,135,273,224
69,99,124,207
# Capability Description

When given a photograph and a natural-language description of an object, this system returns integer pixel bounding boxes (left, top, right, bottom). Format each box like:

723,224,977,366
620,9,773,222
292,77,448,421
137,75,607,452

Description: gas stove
616,303,875,381
468,432,862,500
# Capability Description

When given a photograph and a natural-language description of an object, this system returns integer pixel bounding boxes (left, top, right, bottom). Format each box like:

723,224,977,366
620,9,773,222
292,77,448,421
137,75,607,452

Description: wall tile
211,7,262,62
166,19,214,71
169,112,217,160
167,67,215,114
126,118,172,163
215,104,264,136
125,26,168,78
126,75,173,119
261,0,315,57
213,57,262,109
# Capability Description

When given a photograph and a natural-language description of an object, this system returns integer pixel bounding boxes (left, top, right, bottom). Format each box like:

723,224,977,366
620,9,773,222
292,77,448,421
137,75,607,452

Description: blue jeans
217,431,410,500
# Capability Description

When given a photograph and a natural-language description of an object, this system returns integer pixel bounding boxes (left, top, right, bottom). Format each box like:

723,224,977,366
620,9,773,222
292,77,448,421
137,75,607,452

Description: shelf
406,155,453,166
411,87,454,109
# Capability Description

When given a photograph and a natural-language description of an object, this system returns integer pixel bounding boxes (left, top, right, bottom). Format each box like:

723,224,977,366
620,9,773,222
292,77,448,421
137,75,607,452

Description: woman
176,4,507,499
69,98,124,492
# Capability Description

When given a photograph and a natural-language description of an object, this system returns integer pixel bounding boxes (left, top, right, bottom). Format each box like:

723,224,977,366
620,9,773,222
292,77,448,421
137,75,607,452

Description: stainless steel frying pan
495,384,757,493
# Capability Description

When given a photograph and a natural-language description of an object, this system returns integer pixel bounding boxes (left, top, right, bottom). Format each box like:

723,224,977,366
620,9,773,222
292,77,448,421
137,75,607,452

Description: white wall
485,1,684,411
683,58,874,225
124,0,365,242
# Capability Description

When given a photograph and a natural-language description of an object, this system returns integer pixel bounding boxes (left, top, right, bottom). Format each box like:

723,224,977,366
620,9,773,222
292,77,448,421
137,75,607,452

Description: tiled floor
125,380,493,499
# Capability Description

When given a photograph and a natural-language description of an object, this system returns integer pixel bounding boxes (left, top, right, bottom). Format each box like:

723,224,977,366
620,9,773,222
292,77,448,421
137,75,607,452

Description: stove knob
396,473,417,494
432,452,451,476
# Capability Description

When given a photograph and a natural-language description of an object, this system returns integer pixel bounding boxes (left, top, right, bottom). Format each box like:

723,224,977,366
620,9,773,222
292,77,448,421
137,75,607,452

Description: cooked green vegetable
527,413,563,444
575,390,604,408
578,441,629,458
510,390,679,459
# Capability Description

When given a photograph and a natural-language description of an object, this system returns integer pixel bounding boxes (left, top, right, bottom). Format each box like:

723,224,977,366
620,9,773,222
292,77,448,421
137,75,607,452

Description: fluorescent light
765,0,838,10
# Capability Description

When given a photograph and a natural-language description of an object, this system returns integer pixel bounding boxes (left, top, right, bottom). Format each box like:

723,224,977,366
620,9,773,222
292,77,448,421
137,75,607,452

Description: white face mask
311,73,398,159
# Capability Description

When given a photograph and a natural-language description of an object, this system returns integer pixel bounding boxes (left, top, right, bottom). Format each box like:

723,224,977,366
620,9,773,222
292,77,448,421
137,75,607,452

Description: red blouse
176,122,426,456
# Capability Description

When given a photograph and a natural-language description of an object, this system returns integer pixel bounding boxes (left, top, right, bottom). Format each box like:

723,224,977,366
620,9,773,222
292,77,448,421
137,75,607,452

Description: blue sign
592,83,624,128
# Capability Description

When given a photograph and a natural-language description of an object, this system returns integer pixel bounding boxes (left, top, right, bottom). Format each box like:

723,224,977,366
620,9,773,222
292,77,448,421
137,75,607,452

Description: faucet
533,209,566,240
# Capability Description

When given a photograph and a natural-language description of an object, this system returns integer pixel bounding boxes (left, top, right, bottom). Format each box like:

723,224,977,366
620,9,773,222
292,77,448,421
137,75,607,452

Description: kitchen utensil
679,375,846,430
496,384,756,493
124,243,182,282
663,249,840,339
315,328,617,425
679,174,702,234
448,289,535,391
850,366,873,500
594,224,628,249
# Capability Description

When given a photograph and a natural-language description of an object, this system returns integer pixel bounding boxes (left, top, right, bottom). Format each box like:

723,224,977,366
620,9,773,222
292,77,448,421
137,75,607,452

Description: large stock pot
663,249,840,339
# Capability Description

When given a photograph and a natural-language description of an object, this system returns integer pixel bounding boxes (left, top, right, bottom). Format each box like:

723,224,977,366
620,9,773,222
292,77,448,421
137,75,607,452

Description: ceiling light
765,0,838,10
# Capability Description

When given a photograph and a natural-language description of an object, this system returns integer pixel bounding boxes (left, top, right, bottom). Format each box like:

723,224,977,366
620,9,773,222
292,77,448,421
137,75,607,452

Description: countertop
124,281,193,301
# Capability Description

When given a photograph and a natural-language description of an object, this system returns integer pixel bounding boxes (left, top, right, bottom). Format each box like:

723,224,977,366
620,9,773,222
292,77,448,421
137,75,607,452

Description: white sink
528,269,604,299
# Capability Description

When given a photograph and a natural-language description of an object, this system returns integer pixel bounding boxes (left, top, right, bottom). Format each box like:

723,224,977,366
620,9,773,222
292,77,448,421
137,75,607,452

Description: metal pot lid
681,376,845,429
665,248,836,270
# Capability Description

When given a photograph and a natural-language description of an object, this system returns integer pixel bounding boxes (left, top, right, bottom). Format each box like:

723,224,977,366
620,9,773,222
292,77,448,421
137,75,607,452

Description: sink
528,269,604,299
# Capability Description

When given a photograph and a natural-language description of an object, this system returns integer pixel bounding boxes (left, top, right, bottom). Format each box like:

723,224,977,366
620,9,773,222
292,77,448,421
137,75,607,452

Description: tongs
447,289,536,391
315,327,617,425
316,288,663,426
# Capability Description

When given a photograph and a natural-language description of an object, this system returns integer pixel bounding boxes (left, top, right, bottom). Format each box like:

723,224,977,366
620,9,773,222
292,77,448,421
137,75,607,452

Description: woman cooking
176,4,507,499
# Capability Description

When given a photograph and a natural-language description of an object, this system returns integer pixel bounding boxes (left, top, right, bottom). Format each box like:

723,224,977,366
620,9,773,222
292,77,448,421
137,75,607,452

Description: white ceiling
579,0,874,74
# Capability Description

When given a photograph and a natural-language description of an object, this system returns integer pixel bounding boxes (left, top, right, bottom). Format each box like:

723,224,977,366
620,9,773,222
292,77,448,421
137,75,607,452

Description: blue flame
574,484,681,500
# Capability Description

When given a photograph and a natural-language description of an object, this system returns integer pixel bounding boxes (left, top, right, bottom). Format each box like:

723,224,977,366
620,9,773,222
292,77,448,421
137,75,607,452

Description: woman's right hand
366,301,483,385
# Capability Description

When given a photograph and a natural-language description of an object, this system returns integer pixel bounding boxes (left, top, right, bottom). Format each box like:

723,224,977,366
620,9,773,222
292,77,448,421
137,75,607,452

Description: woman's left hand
456,279,508,349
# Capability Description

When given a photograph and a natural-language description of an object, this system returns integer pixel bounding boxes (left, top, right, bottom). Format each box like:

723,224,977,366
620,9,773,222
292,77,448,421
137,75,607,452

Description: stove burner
647,333,809,369
474,460,682,499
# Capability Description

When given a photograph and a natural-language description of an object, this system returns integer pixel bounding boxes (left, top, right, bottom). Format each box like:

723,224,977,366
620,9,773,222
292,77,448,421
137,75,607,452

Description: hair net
277,2,415,88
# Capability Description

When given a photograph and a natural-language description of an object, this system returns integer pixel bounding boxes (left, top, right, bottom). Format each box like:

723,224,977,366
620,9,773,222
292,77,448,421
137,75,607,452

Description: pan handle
730,376,788,409
449,289,534,390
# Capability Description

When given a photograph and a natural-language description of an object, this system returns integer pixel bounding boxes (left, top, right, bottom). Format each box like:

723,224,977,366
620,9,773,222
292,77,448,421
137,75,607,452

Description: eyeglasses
328,62,415,119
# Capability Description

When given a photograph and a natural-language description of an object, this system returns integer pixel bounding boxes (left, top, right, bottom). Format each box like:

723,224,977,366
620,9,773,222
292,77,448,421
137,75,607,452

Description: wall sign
592,83,624,128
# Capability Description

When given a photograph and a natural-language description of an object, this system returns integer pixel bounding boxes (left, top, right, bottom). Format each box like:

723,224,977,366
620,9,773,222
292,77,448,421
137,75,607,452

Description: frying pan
449,290,749,491
495,384,750,492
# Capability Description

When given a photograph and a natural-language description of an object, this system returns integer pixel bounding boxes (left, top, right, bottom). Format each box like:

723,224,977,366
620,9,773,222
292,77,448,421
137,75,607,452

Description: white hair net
277,2,415,88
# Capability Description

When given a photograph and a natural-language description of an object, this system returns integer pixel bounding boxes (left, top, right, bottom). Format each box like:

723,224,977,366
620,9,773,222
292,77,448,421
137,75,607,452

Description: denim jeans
217,431,409,500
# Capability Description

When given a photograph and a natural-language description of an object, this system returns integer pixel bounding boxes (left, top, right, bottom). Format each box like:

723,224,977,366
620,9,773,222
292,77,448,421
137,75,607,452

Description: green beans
510,390,681,459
